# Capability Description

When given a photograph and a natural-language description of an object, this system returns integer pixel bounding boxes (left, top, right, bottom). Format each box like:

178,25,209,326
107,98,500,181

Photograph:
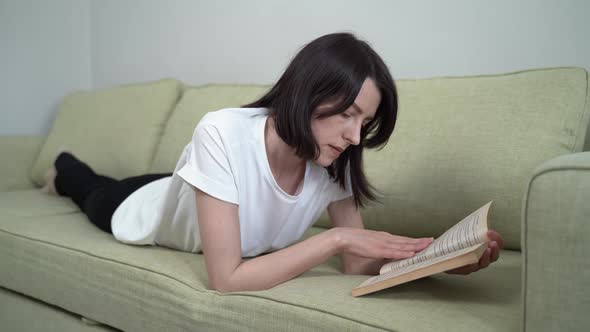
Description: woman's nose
343,123,361,146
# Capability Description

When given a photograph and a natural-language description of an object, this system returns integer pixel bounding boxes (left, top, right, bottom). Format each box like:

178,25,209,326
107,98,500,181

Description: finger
389,239,433,252
388,243,427,252
422,237,434,243
486,230,499,241
487,230,505,249
387,238,430,246
385,250,415,260
479,248,491,269
404,240,432,248
378,243,416,257
387,234,433,244
416,241,432,250
394,238,433,247
490,242,500,262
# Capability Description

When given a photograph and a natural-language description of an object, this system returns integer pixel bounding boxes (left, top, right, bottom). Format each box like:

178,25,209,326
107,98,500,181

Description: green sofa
1,67,589,331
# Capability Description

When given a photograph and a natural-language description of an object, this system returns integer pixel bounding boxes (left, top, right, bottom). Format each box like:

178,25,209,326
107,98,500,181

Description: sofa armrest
0,136,45,191
522,152,590,332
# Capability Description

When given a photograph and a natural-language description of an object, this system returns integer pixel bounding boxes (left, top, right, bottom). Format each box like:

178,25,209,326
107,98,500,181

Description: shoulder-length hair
243,32,398,209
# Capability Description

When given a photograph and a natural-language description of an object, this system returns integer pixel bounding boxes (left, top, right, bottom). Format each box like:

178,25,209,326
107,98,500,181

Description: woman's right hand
331,227,433,260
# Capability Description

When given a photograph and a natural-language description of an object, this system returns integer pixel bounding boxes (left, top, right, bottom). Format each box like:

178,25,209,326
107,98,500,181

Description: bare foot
40,146,72,195
40,165,57,195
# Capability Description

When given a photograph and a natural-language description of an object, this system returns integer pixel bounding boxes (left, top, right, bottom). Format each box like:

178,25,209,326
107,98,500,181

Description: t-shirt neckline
257,113,309,201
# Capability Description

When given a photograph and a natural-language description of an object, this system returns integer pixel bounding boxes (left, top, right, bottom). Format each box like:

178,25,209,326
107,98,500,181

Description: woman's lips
329,145,343,155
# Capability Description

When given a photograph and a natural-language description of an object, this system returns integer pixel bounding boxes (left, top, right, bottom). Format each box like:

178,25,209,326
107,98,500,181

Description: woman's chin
314,155,337,167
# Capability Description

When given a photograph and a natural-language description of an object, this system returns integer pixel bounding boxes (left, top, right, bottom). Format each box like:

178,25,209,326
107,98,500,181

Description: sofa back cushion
345,67,587,250
149,84,269,173
31,79,182,185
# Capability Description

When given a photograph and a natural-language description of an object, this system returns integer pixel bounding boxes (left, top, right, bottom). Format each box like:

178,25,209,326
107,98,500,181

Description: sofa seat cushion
0,287,118,332
0,190,521,331
0,190,79,217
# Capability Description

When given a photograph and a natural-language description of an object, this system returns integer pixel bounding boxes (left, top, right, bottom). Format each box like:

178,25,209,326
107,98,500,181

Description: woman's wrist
326,227,347,255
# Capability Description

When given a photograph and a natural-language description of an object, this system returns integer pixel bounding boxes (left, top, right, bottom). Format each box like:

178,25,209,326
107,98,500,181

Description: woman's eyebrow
352,103,374,121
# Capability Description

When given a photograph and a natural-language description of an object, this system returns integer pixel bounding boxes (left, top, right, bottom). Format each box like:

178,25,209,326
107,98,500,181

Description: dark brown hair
243,32,398,208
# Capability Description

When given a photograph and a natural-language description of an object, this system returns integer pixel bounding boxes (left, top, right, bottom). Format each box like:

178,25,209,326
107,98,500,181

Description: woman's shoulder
191,107,268,148
198,107,268,128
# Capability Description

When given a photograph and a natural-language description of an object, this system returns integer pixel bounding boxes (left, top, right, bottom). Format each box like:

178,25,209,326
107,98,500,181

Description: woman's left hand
445,230,504,275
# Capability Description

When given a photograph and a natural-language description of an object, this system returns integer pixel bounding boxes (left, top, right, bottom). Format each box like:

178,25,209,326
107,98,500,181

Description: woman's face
311,78,381,167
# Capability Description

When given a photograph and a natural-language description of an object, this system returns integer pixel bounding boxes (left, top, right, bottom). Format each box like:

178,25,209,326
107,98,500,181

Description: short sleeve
331,162,353,202
176,124,239,204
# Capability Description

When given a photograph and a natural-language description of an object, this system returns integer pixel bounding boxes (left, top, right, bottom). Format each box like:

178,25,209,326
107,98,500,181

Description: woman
42,32,504,292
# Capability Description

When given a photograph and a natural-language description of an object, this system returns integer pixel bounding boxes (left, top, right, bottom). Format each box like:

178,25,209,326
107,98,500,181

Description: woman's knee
83,190,116,233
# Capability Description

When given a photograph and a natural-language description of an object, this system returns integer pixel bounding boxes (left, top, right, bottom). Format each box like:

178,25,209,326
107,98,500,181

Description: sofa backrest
149,84,269,173
151,67,589,251
30,79,183,185
355,67,589,250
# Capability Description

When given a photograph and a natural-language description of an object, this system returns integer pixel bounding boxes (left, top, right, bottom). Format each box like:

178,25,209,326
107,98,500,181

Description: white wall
0,0,92,136
90,0,590,88
2,0,589,135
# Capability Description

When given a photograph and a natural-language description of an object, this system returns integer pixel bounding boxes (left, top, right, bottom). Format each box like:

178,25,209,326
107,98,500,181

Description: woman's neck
264,116,307,183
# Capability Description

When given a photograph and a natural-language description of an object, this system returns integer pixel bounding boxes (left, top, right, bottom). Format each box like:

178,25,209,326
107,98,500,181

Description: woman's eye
341,113,351,119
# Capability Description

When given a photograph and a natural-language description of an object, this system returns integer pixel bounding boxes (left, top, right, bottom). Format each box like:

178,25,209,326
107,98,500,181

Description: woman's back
111,107,352,256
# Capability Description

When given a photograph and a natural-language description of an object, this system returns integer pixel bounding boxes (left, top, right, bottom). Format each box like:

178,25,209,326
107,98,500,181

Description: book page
379,201,492,275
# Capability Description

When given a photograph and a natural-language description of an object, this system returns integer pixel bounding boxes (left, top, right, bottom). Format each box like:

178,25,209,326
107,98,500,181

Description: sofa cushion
149,84,269,173
0,190,78,217
329,67,587,250
30,79,182,186
0,287,118,332
0,136,44,191
0,190,522,332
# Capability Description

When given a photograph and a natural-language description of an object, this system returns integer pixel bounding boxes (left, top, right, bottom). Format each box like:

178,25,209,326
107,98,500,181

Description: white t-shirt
111,107,352,257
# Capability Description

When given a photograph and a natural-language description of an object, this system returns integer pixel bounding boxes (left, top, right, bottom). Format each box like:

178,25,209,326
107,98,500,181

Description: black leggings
54,152,172,234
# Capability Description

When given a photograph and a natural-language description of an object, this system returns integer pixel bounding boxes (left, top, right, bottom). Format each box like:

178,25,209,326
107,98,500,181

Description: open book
351,201,493,297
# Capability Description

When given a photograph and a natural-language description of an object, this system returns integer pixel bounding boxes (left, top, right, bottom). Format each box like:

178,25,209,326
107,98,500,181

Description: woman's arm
196,190,431,292
196,188,339,292
327,197,388,275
